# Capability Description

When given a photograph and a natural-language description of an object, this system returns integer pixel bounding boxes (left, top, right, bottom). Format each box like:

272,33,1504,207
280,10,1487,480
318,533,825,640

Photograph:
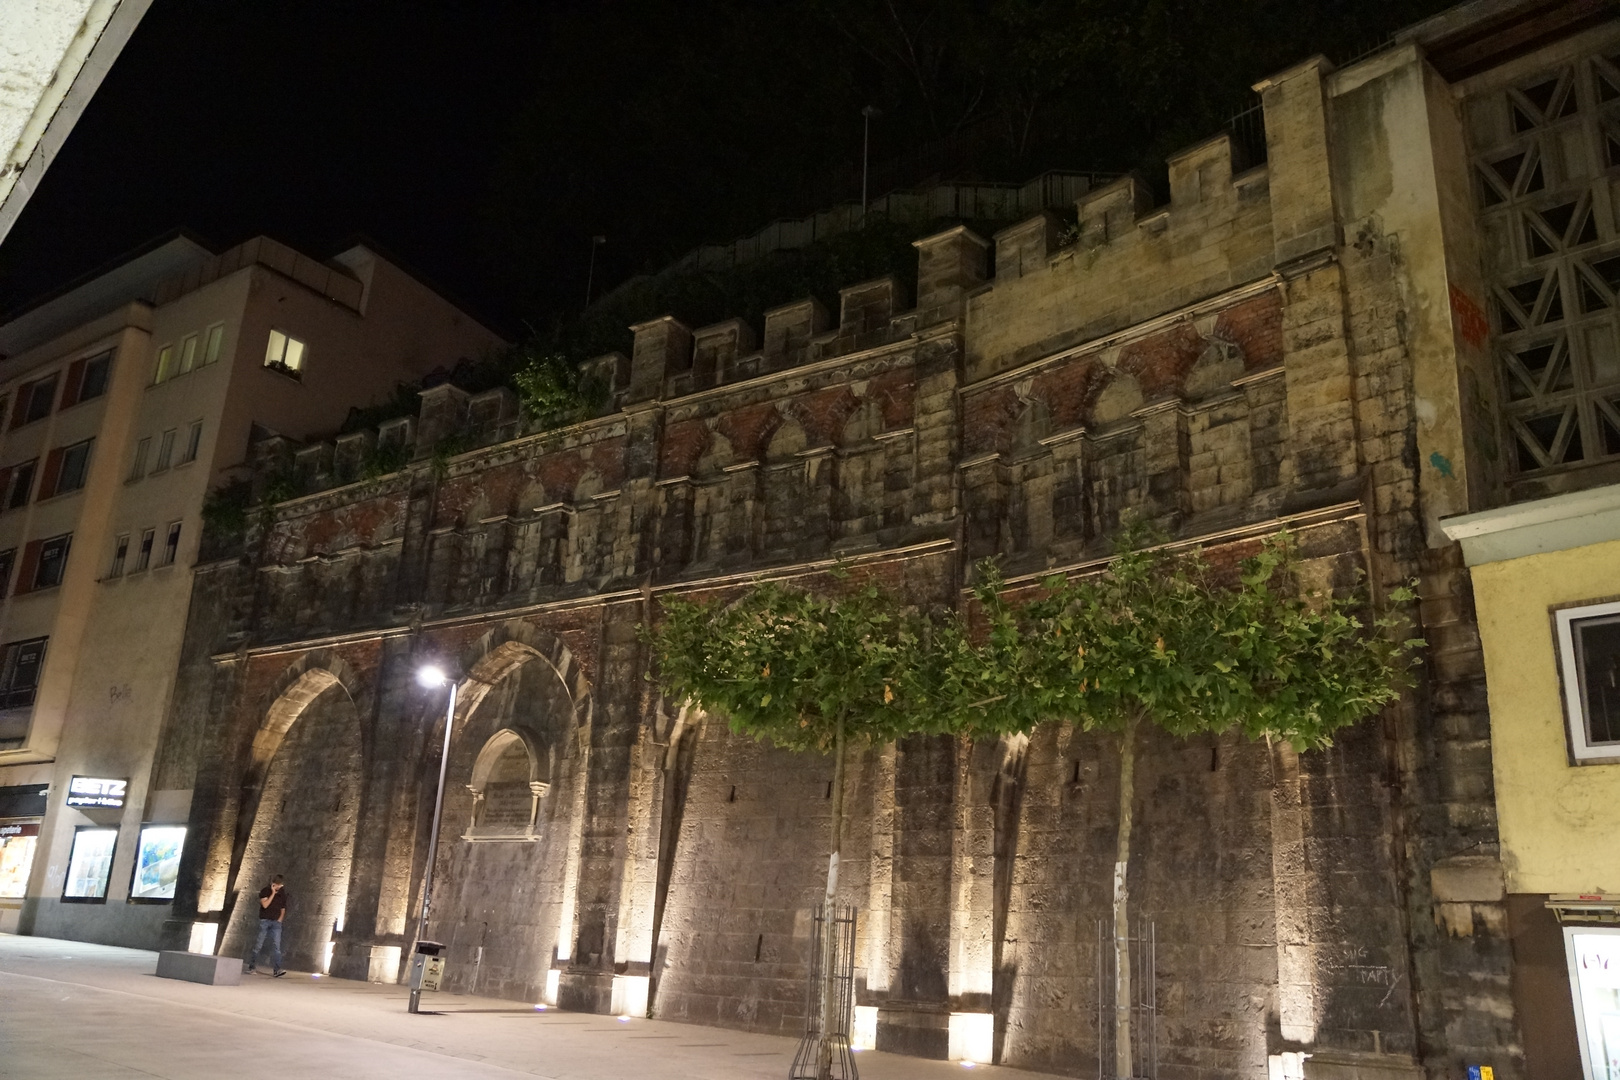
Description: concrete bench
156,950,241,985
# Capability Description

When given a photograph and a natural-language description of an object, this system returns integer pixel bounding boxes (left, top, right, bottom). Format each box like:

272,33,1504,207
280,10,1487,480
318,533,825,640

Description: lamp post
408,663,457,1014
584,234,607,309
860,106,881,220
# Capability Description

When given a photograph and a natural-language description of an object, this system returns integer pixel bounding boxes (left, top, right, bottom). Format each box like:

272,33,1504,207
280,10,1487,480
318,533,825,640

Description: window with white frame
161,521,181,567
154,429,176,472
263,329,306,376
128,436,151,481
181,420,202,464
109,534,128,577
134,528,154,572
203,324,224,365
1556,599,1620,762
153,344,178,384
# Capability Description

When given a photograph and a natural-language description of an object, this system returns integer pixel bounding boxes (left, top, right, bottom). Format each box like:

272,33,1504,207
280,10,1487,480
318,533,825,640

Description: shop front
0,783,47,933
1444,486,1620,1080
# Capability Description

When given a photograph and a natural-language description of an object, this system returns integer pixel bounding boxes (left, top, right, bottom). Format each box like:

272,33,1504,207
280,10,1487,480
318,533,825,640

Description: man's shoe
273,969,286,978
244,967,256,974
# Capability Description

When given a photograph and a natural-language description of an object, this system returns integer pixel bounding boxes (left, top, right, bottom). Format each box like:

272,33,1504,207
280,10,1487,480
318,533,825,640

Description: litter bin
408,940,446,1012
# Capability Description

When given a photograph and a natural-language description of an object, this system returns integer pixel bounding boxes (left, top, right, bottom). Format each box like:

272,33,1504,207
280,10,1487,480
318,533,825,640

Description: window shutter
15,540,41,595
36,448,63,501
60,360,86,409
9,387,30,431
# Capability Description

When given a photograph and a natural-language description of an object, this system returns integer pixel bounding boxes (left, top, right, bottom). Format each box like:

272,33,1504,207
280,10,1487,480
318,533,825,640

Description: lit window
154,345,178,384
33,534,71,590
161,522,181,567
1557,600,1620,762
63,827,117,901
109,535,128,577
178,333,199,375
154,429,176,472
0,548,14,596
5,460,35,510
264,329,306,376
182,421,203,464
203,324,225,365
129,437,151,481
135,528,154,572
0,637,47,709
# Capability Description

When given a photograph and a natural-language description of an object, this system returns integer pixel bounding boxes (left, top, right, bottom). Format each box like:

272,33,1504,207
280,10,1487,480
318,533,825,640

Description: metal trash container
408,940,446,1012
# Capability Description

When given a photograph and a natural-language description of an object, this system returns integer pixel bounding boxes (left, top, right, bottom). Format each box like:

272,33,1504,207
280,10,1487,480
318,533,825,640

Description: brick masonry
150,45,1542,1080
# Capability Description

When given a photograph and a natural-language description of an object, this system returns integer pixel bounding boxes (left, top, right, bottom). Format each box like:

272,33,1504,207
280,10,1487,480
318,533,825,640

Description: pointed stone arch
453,620,592,731
251,650,366,778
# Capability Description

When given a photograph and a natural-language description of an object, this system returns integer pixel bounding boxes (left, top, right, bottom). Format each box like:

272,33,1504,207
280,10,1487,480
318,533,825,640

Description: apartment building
0,234,501,947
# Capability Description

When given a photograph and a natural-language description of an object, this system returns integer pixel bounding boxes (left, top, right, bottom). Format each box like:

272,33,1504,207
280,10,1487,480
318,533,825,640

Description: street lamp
408,663,457,1014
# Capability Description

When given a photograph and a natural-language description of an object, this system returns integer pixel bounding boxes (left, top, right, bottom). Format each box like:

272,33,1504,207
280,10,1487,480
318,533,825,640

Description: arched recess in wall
220,652,367,975
416,620,593,1003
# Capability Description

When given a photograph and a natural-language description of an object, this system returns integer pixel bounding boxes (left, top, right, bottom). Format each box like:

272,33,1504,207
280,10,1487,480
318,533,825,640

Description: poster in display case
62,827,117,900
129,825,185,901
0,822,38,898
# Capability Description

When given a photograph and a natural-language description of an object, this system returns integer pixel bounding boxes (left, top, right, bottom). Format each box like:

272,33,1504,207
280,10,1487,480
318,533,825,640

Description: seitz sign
65,776,127,809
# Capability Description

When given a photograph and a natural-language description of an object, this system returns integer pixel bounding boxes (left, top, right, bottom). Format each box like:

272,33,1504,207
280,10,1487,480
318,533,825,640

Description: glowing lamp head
417,665,448,689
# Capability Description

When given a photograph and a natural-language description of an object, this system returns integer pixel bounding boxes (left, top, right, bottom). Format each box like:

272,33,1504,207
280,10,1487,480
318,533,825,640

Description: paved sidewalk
0,935,1049,1080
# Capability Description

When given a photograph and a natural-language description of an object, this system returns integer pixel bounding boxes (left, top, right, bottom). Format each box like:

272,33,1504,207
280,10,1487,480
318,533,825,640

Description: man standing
243,874,288,977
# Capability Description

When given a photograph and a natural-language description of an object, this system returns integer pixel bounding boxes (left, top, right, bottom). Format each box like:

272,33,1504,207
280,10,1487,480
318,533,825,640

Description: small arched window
464,728,549,842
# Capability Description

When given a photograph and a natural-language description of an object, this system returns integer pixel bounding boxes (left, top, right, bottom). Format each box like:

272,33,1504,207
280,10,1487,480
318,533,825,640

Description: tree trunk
1113,713,1139,1079
819,717,848,1080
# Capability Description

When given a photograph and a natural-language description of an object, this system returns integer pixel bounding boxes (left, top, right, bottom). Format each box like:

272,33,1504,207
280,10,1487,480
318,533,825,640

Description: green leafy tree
648,571,967,1078
963,532,1421,1078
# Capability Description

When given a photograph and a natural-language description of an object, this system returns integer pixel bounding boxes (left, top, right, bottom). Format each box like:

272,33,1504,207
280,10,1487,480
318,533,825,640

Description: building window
62,827,117,901
0,548,13,597
61,350,112,408
32,534,71,591
264,329,306,377
10,374,57,430
1557,600,1620,762
135,528,154,572
161,522,181,567
153,344,177,384
178,333,199,375
109,535,128,577
129,437,151,481
154,429,176,472
0,637,47,709
182,421,203,464
203,324,224,366
40,439,93,499
130,825,185,901
5,460,35,510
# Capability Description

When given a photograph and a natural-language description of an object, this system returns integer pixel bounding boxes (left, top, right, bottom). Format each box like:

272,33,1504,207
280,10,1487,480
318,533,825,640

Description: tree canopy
962,532,1422,748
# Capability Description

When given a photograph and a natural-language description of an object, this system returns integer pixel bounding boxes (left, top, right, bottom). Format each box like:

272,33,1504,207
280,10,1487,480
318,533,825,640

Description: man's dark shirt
259,885,288,921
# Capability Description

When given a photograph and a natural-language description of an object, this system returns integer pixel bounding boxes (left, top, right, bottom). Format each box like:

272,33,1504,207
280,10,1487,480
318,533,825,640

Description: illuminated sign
65,776,127,809
0,822,39,838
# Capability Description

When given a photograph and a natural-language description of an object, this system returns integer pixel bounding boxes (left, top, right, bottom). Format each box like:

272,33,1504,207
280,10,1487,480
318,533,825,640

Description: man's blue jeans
246,919,282,972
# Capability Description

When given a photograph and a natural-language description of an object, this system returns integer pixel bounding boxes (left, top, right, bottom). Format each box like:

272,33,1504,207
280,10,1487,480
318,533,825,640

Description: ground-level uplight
408,662,458,1015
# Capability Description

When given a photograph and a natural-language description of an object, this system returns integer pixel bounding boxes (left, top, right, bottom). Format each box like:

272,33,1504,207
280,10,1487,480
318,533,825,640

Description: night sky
0,0,1456,342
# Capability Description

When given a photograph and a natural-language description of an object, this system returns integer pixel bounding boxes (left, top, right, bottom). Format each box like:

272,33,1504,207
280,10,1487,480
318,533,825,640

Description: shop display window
1568,927,1620,1080
129,825,185,901
62,827,116,901
0,823,38,897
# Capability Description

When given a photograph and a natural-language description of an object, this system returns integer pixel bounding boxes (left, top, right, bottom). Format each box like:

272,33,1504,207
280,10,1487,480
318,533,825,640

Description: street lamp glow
417,665,448,688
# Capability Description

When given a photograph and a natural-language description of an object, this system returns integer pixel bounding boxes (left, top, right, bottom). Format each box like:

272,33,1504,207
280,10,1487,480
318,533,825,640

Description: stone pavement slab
0,935,1052,1080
